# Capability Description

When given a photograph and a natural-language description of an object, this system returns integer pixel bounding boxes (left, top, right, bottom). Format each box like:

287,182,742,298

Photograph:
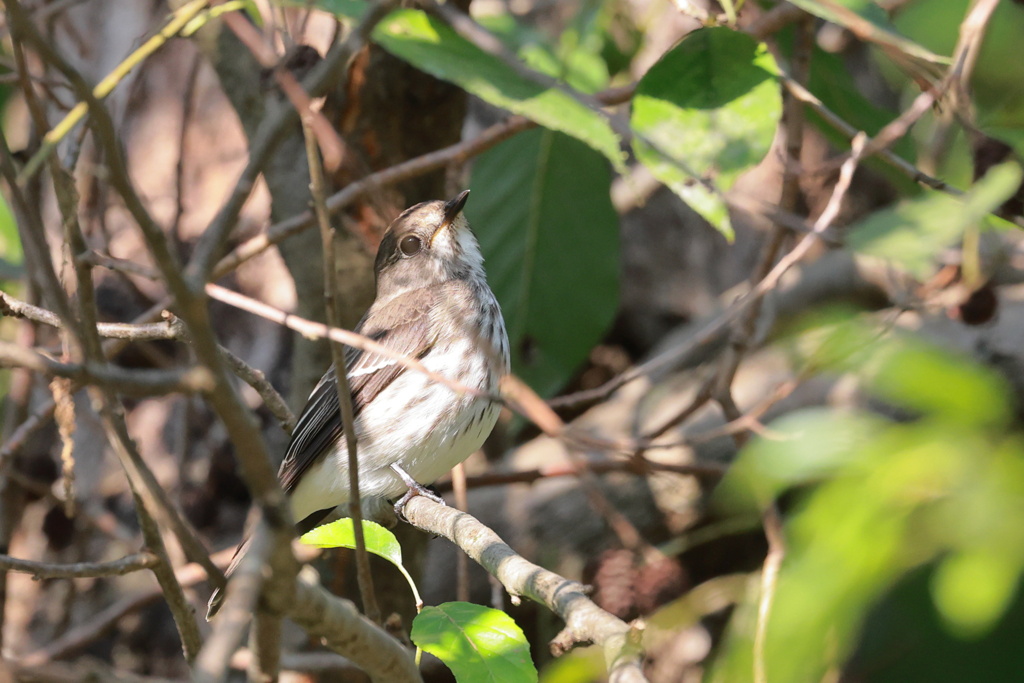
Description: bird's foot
391,463,446,521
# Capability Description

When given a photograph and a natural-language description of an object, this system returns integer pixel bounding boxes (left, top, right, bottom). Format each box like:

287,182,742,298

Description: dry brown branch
0,290,184,340
780,76,957,195
210,113,535,279
218,344,297,433
195,524,272,683
289,568,422,683
222,10,345,172
0,340,213,395
205,282,494,401
0,552,159,579
402,496,647,683
435,458,726,493
4,280,296,433
18,552,231,665
185,1,395,284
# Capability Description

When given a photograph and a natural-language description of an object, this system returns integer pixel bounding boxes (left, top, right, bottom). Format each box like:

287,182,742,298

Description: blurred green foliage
711,312,1024,682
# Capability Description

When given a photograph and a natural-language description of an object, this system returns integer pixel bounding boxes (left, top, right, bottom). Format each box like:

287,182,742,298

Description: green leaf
469,128,619,397
412,602,538,683
370,8,624,169
630,27,782,237
476,13,609,94
0,191,22,268
301,0,369,19
868,337,1012,429
786,0,950,66
847,162,1023,278
301,518,422,607
933,549,1023,637
538,647,605,683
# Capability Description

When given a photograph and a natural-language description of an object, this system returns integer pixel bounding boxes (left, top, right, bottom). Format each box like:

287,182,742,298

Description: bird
207,190,509,618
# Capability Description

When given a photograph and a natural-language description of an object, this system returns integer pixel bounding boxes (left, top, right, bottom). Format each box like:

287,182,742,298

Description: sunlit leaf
538,646,605,683
933,549,1022,637
301,518,422,606
714,326,1024,682
848,162,1023,278
476,13,609,94
372,9,624,169
630,27,781,237
412,602,538,683
0,191,22,270
867,337,1012,428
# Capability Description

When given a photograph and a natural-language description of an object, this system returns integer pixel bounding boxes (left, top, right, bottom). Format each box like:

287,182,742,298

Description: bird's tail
206,507,333,620
206,534,250,620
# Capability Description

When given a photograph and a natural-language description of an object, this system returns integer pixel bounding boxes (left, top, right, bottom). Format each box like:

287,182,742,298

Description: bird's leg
391,463,446,521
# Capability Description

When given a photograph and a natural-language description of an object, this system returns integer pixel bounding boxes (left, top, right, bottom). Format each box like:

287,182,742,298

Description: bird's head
373,190,485,301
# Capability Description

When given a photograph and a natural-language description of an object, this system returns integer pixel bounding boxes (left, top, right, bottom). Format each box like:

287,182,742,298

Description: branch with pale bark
403,496,647,683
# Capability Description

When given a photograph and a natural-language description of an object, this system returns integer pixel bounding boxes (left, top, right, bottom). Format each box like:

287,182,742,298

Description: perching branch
402,496,647,683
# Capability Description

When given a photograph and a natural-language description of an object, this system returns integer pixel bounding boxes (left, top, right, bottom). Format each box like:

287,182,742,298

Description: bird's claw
391,463,446,522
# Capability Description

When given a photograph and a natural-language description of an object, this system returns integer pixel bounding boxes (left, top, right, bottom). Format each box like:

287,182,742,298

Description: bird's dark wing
277,288,438,496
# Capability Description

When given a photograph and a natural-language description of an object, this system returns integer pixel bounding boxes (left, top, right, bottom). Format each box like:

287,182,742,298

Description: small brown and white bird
207,190,508,618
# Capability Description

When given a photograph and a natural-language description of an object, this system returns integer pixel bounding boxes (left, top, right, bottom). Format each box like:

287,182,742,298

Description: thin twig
451,462,470,603
195,523,272,683
0,552,159,579
219,344,297,433
712,13,813,426
205,282,494,401
0,340,214,395
185,1,395,284
16,0,211,183
753,504,785,683
210,114,535,280
303,120,380,622
433,458,726,493
1,290,185,340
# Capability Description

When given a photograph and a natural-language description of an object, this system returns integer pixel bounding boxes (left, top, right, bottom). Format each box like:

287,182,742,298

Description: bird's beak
432,190,470,245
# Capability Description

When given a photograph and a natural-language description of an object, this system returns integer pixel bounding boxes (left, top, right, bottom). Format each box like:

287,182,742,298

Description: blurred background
1,0,1024,681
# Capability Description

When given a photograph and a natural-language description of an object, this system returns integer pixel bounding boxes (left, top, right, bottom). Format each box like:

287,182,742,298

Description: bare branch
402,497,647,683
288,568,422,683
0,340,214,395
210,114,535,280
0,552,159,579
218,344,296,433
185,1,396,283
304,120,379,622
4,285,296,432
1,290,184,340
205,283,495,402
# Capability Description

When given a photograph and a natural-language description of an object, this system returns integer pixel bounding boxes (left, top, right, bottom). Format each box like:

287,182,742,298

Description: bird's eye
399,235,422,257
